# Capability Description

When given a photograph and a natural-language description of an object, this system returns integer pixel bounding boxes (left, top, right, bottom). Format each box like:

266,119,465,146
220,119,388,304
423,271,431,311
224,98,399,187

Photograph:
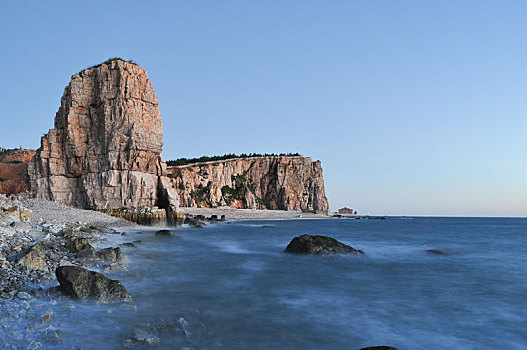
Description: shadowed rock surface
285,234,364,255
55,266,131,303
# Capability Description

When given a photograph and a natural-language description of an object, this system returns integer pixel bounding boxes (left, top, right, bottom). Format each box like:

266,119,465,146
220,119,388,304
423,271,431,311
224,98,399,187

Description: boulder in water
155,229,175,237
55,266,132,303
285,234,364,255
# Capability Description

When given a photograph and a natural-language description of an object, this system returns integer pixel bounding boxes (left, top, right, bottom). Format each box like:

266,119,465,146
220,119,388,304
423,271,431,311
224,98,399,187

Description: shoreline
178,207,331,221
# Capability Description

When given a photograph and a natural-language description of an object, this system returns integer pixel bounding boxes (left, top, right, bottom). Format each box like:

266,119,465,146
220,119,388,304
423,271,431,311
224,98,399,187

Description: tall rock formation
166,156,329,213
28,59,177,209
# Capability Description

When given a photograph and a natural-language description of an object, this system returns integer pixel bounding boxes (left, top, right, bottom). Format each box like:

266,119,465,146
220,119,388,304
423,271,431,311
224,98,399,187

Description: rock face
0,148,36,196
285,234,364,254
28,59,177,209
167,156,329,213
55,266,132,303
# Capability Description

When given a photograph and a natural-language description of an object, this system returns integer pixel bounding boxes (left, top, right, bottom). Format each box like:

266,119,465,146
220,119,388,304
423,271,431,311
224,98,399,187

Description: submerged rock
55,266,132,303
285,234,364,255
426,249,449,256
155,229,174,237
359,347,398,350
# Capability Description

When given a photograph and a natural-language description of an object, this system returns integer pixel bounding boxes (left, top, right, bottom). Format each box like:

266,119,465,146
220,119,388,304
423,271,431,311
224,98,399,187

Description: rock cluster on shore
0,194,133,297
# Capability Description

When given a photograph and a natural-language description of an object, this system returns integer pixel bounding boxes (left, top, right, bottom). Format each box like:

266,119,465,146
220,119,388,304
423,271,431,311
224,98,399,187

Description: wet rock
103,262,127,271
56,266,132,303
76,246,96,259
18,243,48,271
184,217,205,228
359,347,398,350
119,242,137,248
155,229,174,237
426,249,449,256
285,234,364,255
65,236,92,253
96,247,125,262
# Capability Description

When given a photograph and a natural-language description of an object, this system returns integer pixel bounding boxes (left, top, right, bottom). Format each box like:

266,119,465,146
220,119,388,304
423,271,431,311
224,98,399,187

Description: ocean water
3,217,527,349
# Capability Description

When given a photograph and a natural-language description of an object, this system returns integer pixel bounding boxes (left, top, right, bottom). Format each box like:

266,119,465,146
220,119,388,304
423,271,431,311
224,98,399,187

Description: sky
0,1,526,216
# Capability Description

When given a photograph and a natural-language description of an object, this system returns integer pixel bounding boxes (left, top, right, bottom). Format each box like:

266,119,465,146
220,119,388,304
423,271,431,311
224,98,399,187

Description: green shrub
166,153,301,167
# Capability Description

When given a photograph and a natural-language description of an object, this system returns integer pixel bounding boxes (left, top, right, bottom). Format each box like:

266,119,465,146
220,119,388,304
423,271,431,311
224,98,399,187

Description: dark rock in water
426,249,449,256
155,229,175,237
359,347,398,350
55,266,132,303
261,225,274,228
220,214,226,221
65,236,92,253
184,217,205,228
96,247,125,261
285,234,364,255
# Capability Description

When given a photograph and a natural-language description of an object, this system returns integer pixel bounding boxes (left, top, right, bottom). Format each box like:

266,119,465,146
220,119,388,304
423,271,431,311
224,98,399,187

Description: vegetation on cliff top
166,153,301,167
81,58,137,73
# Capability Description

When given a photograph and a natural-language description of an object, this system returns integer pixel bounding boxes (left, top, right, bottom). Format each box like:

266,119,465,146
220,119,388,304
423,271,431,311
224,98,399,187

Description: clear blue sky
1,1,526,216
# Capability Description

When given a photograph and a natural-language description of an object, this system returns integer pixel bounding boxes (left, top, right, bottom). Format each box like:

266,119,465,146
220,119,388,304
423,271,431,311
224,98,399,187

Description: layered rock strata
28,59,177,209
166,156,329,213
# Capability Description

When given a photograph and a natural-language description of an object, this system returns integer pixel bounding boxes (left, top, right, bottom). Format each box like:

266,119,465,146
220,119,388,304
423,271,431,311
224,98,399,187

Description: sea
2,217,527,349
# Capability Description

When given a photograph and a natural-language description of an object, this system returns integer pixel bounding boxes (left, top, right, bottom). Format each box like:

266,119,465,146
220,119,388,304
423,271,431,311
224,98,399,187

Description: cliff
28,59,177,209
166,156,329,213
0,148,36,196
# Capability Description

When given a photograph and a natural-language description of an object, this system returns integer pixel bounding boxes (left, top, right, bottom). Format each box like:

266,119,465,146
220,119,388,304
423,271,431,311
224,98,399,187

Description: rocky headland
167,155,329,214
28,58,178,210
